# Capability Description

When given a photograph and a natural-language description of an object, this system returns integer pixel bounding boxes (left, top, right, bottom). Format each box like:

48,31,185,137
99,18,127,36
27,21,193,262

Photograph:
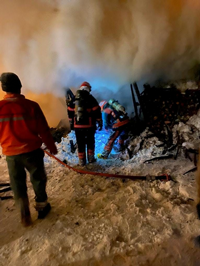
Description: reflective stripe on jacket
67,94,102,129
102,106,129,130
112,118,130,129
0,93,54,155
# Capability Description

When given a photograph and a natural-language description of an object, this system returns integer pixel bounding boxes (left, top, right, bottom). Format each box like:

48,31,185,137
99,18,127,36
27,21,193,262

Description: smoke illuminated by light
0,0,200,124
0,0,200,92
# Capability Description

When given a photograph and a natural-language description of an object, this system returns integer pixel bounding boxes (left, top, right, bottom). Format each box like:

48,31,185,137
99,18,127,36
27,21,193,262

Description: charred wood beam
0,183,10,187
184,149,199,166
144,134,156,139
0,196,13,200
130,84,139,121
133,82,145,119
167,144,178,152
174,146,181,160
143,154,174,163
156,143,165,147
0,183,12,194
183,167,197,175
0,187,12,193
126,147,132,159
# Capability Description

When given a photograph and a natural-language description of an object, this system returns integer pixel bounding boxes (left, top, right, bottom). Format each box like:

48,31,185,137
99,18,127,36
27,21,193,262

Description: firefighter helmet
79,81,91,92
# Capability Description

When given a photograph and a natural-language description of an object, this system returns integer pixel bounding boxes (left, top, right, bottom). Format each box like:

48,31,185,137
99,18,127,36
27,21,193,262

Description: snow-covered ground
1,125,200,265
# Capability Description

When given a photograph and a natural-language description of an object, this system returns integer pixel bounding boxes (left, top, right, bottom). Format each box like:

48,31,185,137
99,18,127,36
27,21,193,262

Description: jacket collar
3,93,25,100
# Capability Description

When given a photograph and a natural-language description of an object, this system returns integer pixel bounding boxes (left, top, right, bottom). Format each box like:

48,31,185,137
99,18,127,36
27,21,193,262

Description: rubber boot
88,155,97,163
79,158,86,166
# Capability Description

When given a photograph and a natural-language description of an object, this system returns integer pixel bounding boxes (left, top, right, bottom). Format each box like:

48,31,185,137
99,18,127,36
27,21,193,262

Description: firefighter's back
74,90,101,129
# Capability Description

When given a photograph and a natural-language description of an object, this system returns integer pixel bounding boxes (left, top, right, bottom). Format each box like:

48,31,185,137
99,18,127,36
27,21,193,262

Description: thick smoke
0,0,200,124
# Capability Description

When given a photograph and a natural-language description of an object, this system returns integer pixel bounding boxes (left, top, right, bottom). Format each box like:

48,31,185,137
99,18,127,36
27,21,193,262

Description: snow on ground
1,127,200,265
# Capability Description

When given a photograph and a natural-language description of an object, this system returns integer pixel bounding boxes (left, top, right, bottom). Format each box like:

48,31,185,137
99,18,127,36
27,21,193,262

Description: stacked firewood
140,84,200,145
178,89,200,122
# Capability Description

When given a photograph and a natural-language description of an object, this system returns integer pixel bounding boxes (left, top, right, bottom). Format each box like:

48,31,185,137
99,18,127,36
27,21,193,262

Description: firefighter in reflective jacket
67,82,102,166
98,99,130,159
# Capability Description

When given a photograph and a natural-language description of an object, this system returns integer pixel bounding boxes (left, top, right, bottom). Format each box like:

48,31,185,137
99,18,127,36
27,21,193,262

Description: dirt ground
1,152,200,266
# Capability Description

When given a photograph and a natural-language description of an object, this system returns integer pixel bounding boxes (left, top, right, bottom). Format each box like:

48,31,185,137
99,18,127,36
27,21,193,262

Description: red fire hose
44,150,171,182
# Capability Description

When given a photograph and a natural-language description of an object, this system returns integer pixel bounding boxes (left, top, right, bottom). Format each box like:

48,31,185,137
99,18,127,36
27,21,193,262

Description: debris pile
123,111,200,171
50,126,69,143
50,81,200,168
139,82,200,147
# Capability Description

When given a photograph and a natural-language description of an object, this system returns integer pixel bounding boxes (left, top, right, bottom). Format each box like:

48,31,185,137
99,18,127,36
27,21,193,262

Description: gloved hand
49,144,58,155
97,120,103,131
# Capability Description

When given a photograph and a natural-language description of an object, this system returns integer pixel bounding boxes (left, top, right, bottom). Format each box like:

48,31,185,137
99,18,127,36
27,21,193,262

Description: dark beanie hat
0,72,22,93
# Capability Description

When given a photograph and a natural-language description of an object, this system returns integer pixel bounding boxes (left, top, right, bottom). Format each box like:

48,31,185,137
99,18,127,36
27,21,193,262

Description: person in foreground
0,72,57,227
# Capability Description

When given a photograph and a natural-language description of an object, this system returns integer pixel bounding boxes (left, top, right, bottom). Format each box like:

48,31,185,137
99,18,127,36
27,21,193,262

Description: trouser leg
18,197,32,226
117,130,127,150
23,149,47,205
6,155,31,226
6,155,28,201
86,129,96,163
75,129,86,165
102,130,121,157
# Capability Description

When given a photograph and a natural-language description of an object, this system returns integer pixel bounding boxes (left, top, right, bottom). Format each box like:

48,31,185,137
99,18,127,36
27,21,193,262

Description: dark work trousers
103,127,127,156
75,128,96,162
6,148,47,204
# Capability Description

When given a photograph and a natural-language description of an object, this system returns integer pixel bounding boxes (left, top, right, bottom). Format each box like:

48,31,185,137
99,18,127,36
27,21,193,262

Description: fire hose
43,150,171,182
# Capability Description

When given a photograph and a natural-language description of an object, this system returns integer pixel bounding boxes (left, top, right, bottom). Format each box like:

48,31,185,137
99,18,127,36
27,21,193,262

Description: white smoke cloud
0,0,200,97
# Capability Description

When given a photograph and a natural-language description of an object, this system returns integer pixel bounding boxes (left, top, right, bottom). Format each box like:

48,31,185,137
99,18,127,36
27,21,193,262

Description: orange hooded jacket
0,93,55,156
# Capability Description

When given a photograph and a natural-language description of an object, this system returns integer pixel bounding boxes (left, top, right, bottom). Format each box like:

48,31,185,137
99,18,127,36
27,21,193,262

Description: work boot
35,202,51,219
88,155,97,163
97,153,108,159
79,158,86,166
97,150,109,159
19,198,32,227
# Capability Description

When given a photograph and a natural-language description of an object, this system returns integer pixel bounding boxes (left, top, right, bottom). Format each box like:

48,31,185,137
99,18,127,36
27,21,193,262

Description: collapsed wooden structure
130,81,200,168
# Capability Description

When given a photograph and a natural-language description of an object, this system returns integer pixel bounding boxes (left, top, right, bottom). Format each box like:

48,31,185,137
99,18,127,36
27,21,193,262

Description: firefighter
67,82,102,166
98,99,130,159
0,72,58,226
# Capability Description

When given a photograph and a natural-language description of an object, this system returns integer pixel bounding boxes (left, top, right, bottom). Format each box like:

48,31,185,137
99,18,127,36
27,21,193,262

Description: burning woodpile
140,82,200,144
126,81,200,169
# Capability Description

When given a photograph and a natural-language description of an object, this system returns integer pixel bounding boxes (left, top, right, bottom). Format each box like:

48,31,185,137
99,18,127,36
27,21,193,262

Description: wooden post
133,82,146,121
130,83,139,120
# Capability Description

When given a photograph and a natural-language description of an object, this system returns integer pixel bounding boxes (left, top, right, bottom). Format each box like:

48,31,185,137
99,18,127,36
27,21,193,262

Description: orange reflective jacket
0,93,55,155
